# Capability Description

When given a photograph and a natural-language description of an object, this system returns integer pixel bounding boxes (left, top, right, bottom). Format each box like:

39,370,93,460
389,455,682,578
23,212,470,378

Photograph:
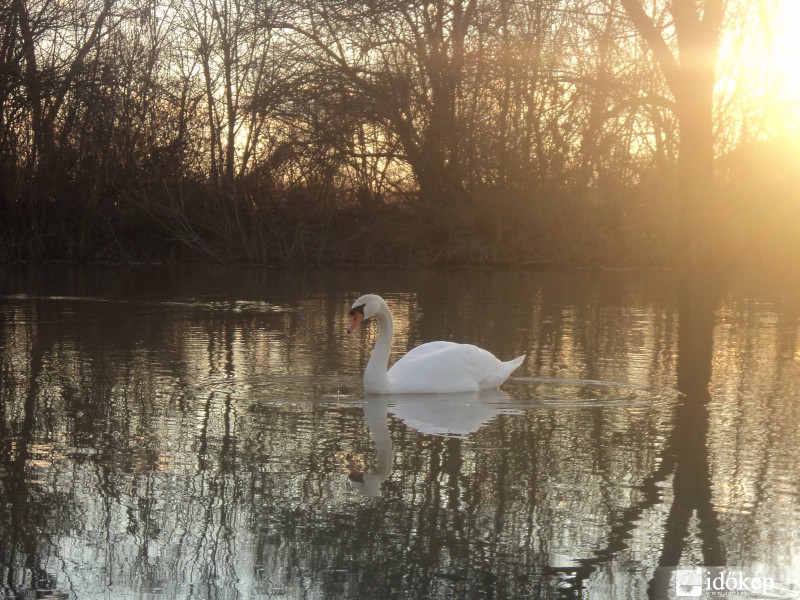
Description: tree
284,0,481,204
619,0,726,267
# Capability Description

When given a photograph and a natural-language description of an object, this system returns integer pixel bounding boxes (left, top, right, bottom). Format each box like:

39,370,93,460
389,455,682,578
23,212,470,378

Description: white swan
347,294,525,394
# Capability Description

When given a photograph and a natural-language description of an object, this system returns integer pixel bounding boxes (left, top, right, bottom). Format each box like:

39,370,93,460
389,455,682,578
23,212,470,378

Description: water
0,266,798,599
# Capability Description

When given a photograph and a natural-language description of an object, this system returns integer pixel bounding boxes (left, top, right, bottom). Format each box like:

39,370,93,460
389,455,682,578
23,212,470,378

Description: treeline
1,0,797,265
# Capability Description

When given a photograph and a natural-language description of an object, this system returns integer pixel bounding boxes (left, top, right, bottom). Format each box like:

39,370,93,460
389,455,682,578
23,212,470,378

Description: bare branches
619,0,682,94
1,0,794,265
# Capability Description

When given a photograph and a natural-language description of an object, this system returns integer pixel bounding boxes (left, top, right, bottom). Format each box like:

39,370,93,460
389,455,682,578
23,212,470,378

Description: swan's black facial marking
347,303,366,334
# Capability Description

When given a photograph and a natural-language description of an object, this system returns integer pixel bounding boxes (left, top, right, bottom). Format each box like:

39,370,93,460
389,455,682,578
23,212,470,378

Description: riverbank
3,186,798,268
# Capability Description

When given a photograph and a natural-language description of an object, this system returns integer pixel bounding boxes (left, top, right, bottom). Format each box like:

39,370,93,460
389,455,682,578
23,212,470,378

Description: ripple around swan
508,376,681,409
1,293,289,313
187,372,679,423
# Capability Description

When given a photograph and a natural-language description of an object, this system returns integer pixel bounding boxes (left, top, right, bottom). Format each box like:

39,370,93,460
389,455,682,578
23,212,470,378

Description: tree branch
619,0,682,96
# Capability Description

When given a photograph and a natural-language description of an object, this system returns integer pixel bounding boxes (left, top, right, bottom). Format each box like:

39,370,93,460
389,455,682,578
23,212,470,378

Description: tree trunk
676,73,716,266
620,0,725,268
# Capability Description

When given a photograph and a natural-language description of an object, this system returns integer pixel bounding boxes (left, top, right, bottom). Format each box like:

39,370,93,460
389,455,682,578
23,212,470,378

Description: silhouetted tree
620,0,725,266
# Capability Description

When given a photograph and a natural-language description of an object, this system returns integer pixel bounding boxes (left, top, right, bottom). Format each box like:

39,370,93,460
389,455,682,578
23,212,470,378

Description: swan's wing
387,341,502,393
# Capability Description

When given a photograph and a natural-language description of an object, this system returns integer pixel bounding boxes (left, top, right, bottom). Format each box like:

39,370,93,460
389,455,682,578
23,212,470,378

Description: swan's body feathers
388,342,521,394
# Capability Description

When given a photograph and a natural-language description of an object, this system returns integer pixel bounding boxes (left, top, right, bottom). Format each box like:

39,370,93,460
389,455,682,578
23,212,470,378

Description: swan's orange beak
347,311,363,334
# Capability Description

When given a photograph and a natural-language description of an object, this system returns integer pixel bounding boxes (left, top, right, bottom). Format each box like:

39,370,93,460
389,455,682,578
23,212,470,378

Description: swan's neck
364,306,393,394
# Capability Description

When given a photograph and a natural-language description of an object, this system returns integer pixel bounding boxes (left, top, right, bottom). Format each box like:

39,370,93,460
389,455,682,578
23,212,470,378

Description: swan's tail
482,354,526,389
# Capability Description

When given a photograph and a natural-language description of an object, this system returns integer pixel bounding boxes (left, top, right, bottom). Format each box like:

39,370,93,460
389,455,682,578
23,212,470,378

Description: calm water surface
0,266,798,599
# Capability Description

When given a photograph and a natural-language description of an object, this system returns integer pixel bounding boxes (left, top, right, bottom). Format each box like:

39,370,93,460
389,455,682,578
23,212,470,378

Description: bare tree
1,0,793,264
619,0,726,266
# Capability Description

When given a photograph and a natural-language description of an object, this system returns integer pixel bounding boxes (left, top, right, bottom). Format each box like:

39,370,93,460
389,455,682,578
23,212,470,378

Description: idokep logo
675,568,704,597
674,567,776,597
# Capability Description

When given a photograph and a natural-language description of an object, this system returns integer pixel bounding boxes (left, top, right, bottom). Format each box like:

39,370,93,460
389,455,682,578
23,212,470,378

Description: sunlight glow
769,0,800,126
717,0,800,146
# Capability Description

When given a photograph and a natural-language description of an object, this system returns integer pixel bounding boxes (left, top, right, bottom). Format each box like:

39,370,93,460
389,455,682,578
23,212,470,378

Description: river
0,266,798,599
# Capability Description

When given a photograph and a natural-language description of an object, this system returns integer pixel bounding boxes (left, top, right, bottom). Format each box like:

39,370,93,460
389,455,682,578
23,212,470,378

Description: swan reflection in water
346,390,519,497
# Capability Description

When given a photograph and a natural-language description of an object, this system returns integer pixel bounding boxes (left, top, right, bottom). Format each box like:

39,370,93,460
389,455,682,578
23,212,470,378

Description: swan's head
347,294,387,334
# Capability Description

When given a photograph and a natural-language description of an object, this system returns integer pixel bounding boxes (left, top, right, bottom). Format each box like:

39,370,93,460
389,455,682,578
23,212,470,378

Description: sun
769,0,800,122
716,0,800,144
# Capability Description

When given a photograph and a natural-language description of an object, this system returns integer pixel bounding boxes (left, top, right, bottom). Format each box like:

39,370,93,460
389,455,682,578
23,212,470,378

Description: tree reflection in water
648,275,724,596
0,266,798,599
548,274,725,597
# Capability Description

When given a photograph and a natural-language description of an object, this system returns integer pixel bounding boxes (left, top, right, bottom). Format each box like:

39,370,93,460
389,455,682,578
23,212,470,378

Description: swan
347,294,525,394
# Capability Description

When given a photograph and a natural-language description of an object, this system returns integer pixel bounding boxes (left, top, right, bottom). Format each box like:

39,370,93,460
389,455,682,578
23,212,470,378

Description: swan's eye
349,304,365,317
